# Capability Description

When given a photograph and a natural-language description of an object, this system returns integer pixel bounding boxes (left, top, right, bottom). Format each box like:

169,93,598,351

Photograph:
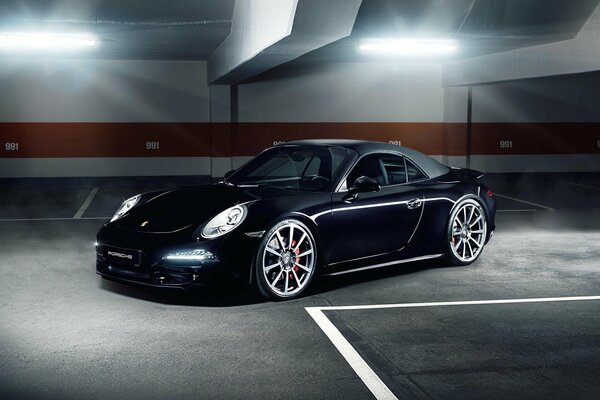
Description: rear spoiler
450,167,485,182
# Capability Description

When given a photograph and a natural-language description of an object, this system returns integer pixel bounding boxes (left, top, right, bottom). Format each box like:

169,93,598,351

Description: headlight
201,205,247,239
110,194,140,222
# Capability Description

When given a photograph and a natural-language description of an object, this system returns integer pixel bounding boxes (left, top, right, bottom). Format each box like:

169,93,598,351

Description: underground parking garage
1,1,600,399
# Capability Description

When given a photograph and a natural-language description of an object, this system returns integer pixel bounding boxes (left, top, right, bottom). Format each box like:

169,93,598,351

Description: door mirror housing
349,176,380,194
224,169,236,180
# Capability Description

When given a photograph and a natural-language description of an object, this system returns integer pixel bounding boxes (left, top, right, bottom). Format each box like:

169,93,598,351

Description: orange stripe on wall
472,123,600,155
1,122,599,158
0,123,212,158
233,122,448,156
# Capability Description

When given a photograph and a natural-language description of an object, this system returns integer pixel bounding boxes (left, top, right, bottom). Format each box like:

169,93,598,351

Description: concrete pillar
209,85,233,178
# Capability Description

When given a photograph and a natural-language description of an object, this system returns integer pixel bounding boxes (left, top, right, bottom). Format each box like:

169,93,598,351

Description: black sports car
96,139,496,300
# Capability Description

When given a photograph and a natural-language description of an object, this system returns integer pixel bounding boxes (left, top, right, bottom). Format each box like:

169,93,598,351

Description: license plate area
104,245,142,267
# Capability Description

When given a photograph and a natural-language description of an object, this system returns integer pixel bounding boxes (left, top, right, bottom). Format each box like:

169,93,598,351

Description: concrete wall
238,62,443,122
233,62,446,168
2,59,449,177
442,86,469,169
0,59,212,177
2,56,600,177
469,73,600,172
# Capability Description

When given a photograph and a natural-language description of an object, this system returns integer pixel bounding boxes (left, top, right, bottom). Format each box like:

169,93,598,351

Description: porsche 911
96,139,496,300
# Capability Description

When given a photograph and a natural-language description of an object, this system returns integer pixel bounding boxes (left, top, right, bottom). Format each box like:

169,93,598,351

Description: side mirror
224,170,236,179
349,176,380,194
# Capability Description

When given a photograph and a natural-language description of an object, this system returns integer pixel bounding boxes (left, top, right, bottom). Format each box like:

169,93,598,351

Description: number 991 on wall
145,141,160,150
5,142,19,151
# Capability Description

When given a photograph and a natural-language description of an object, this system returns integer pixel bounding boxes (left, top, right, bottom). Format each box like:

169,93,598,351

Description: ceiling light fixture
0,32,99,52
358,38,457,56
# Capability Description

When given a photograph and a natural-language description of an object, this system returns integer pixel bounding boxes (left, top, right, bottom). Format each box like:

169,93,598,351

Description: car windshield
226,145,352,191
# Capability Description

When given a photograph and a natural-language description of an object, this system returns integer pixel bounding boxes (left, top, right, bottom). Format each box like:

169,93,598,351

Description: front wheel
447,199,488,266
254,219,317,301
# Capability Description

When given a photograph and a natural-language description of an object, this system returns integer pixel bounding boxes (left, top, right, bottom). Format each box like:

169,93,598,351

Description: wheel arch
446,195,489,265
449,194,492,232
248,212,326,286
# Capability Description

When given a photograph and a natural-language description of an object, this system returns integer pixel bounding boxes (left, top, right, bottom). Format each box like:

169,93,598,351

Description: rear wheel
447,199,487,266
254,219,317,300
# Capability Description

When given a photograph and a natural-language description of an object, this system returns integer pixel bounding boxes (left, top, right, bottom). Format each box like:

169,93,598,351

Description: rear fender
450,167,485,184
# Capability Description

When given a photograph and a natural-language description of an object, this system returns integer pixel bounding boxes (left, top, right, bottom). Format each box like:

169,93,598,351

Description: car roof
285,139,450,179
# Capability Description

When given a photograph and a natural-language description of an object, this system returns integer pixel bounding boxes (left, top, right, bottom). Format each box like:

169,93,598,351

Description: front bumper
96,256,223,288
95,223,258,289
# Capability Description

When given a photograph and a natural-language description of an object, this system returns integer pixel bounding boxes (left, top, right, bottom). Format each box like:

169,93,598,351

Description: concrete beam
443,3,600,86
208,0,362,84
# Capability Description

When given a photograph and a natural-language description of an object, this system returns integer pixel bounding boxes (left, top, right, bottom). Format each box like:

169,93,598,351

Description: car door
330,153,423,263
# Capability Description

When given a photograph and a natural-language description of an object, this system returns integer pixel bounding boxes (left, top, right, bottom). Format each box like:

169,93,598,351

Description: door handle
407,198,422,209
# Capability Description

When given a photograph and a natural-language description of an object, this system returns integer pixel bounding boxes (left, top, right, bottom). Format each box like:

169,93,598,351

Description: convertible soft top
285,139,451,180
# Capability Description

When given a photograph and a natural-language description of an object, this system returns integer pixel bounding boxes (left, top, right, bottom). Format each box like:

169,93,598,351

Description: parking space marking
559,181,600,191
73,187,100,219
306,307,398,400
493,193,555,211
306,295,600,400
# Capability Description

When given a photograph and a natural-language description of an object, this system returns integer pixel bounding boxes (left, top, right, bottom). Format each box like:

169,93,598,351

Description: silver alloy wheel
261,222,315,297
450,202,487,263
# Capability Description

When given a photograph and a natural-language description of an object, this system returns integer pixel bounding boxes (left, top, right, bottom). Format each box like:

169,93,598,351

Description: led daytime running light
163,249,216,261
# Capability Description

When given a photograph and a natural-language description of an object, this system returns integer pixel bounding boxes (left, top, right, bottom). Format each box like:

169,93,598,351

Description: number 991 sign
146,141,160,150
5,142,19,151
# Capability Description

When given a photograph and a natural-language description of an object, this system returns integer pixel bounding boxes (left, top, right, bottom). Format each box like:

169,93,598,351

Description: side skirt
322,254,444,277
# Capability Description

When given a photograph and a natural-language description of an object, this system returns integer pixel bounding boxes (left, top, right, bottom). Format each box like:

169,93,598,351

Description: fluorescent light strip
0,32,98,51
359,38,457,56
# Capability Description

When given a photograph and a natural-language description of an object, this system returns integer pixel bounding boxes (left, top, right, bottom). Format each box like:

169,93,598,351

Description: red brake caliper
451,224,456,245
290,240,299,281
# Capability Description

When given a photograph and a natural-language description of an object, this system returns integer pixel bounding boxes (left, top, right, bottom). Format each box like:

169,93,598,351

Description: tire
446,199,488,266
254,218,317,301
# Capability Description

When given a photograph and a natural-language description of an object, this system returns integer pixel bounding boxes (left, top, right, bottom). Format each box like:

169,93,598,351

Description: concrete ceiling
1,0,600,83
298,0,600,63
0,0,234,60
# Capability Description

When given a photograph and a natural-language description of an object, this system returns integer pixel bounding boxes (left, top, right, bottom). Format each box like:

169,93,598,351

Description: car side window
345,153,407,189
406,158,428,182
347,154,385,188
381,155,407,185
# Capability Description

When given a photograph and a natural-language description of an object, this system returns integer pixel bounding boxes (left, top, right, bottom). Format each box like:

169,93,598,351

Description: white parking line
493,193,555,211
559,181,600,191
306,295,600,400
306,308,398,400
73,187,100,219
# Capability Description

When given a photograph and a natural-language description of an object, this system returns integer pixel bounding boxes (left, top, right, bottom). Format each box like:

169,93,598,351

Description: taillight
487,190,493,197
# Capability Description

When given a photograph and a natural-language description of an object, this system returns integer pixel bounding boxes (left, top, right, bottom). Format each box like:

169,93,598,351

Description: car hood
116,184,286,233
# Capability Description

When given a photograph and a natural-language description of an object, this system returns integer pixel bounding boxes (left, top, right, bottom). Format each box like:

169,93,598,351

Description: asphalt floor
0,173,599,399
